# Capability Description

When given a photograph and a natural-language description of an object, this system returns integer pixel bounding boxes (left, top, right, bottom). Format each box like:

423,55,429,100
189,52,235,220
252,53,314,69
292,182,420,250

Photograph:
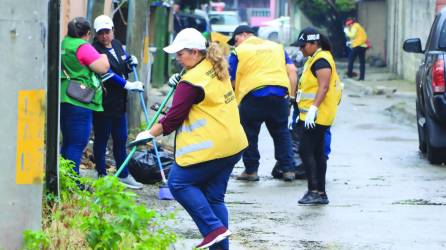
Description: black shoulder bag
63,69,97,104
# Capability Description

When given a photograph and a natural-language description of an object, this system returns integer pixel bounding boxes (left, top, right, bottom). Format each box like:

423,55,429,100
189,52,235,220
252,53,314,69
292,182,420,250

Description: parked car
257,16,291,43
175,13,211,35
209,11,244,36
403,10,446,164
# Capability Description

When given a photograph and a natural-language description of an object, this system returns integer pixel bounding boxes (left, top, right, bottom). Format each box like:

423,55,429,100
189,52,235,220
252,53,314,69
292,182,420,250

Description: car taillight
432,59,446,93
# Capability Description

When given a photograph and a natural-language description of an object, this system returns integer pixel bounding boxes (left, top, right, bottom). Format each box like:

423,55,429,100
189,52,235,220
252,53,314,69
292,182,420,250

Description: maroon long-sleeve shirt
158,81,204,135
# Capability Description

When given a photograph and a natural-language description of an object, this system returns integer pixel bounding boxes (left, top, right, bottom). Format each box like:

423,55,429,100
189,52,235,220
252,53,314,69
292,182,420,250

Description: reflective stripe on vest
176,141,213,158
175,59,248,166
298,49,341,126
301,93,316,100
179,119,207,133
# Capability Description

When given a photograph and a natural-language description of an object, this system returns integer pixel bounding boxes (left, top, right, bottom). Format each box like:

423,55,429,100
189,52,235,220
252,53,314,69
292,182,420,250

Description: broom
115,65,182,200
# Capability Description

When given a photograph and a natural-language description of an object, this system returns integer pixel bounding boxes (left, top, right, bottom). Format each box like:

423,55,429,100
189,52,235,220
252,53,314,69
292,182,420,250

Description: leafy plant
23,157,176,249
294,0,356,57
23,230,49,250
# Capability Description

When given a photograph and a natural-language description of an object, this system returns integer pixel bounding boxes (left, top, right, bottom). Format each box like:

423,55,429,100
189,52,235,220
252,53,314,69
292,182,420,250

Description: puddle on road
369,176,386,181
352,103,367,107
226,201,256,205
355,123,397,130
348,94,362,98
393,199,446,206
226,190,245,194
375,136,417,142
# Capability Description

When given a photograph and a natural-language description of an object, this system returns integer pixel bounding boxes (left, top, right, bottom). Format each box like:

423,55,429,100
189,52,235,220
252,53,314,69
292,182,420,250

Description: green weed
23,157,176,250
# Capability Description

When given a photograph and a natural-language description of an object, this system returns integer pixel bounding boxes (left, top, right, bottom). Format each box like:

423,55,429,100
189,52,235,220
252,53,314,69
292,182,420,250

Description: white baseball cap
163,28,207,53
94,15,114,32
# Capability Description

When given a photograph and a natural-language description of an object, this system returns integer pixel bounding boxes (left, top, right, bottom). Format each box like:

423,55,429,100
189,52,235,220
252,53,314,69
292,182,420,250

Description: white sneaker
118,174,144,189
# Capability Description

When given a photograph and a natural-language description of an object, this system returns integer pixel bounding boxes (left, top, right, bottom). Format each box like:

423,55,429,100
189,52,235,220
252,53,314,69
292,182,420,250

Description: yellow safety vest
349,23,367,48
234,36,291,103
175,59,248,166
298,49,342,126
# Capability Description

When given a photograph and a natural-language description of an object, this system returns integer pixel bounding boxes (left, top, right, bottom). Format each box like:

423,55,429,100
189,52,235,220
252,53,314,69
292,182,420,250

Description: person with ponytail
133,28,248,249
291,27,342,205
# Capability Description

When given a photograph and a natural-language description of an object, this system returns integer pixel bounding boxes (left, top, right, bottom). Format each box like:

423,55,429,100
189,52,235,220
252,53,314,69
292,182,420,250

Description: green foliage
22,157,176,250
23,230,50,250
294,0,356,57
295,0,356,28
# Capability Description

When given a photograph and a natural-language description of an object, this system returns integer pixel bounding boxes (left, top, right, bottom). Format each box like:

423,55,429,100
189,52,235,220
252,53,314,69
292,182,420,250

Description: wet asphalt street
168,82,446,250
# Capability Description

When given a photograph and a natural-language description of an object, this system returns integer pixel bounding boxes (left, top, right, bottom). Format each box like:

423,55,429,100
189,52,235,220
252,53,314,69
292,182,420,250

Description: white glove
343,27,349,34
168,73,181,87
304,105,318,129
124,80,144,91
135,131,154,142
128,131,154,147
128,55,138,66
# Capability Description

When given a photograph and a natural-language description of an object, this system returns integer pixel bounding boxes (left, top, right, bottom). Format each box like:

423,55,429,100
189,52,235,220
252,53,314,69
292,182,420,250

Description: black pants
298,123,330,192
347,46,366,80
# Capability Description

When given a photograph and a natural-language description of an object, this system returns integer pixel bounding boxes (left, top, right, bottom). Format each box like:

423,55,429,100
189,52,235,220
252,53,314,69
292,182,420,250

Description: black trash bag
128,147,174,184
271,124,305,179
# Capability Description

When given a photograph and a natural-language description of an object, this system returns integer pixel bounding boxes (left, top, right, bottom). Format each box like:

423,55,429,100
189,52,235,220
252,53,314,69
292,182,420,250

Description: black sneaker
298,191,312,203
298,191,328,205
272,162,306,180
283,171,296,182
319,193,329,204
271,162,283,179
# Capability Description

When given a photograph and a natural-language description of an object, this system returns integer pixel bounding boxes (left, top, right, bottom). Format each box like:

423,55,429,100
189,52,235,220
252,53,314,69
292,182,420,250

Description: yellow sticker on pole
143,36,149,64
15,90,45,184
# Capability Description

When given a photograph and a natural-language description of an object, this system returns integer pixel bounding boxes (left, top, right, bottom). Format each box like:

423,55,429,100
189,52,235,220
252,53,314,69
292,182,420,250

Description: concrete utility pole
87,0,106,25
0,0,48,248
126,0,150,133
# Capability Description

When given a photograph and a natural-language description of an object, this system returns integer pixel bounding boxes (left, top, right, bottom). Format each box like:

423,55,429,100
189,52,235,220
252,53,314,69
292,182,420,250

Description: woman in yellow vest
291,27,342,205
133,28,248,250
344,18,368,80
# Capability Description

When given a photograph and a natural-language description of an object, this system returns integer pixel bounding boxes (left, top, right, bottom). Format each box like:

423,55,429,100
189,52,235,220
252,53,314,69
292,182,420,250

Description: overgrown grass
23,157,176,250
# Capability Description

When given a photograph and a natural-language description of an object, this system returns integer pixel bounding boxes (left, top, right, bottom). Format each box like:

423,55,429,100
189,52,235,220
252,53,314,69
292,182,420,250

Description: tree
294,0,356,57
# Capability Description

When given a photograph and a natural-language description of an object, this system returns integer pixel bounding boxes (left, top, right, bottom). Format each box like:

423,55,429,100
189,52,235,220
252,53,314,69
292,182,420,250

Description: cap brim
290,40,305,47
163,43,184,54
95,26,113,32
227,37,235,46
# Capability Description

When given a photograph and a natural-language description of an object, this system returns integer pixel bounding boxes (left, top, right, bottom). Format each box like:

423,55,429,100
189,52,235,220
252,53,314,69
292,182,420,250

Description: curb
342,77,417,124
342,77,416,99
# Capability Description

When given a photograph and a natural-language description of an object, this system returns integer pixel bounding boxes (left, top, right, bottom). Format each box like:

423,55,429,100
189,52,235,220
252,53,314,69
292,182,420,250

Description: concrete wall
61,0,113,37
357,0,387,62
386,0,436,81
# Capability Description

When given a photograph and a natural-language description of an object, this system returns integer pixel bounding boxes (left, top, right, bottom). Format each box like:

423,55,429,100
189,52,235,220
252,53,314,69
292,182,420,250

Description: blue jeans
93,112,128,178
168,152,243,250
60,103,92,174
239,94,293,173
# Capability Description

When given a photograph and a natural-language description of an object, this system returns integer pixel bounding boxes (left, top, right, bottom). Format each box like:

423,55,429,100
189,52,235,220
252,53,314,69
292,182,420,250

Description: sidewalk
338,62,417,125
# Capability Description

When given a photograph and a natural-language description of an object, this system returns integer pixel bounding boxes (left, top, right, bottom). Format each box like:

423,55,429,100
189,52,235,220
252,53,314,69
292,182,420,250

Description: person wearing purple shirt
133,28,248,249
